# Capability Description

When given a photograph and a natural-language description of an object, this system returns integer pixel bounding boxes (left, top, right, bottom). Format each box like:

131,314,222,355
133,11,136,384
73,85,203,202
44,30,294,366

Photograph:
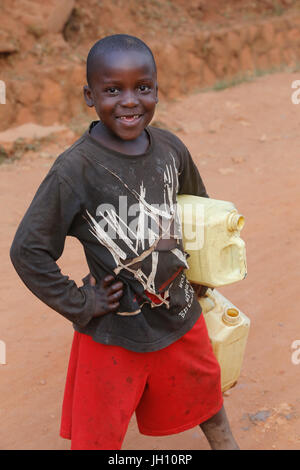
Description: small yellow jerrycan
199,289,250,392
176,195,247,287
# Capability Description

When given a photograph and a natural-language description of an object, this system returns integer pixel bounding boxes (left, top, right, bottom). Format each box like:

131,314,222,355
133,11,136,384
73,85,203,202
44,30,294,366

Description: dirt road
1,70,300,450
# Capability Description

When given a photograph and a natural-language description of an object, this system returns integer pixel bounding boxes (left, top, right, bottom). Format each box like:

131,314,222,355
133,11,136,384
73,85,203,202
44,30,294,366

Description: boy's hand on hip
84,273,123,317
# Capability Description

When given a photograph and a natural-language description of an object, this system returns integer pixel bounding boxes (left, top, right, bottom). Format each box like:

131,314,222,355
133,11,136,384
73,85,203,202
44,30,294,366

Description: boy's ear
83,85,94,108
155,84,159,104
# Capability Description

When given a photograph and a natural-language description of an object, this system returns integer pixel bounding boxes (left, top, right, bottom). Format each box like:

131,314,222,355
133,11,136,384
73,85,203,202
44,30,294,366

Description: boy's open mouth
116,114,142,123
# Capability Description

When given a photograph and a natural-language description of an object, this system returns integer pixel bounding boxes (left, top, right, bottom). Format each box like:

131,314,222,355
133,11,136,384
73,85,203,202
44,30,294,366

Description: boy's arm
10,169,95,327
177,144,209,198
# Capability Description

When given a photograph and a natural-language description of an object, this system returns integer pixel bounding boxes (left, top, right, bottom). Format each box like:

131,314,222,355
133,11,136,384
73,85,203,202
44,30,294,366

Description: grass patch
200,62,300,93
212,74,254,91
0,145,8,165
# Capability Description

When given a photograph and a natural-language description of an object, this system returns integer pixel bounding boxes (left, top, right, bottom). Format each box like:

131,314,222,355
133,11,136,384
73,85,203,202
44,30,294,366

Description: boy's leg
60,331,151,450
134,314,238,450
199,405,239,450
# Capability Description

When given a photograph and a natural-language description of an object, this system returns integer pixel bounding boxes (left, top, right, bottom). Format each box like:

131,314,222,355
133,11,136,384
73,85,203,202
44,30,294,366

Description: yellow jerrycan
176,195,247,287
199,289,250,392
176,194,250,392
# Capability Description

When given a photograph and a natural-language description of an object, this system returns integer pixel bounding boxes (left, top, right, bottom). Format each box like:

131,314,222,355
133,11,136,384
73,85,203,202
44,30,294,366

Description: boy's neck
90,121,150,156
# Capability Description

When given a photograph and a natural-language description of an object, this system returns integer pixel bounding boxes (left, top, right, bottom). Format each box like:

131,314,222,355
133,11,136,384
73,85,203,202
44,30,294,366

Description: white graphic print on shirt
84,154,189,309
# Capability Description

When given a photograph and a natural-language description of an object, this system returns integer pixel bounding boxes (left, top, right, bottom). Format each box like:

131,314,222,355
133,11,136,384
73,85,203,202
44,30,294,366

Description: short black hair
86,34,157,87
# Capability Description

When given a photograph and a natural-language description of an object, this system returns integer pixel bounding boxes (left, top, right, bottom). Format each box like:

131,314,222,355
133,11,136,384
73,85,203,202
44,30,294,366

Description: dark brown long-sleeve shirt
10,122,208,352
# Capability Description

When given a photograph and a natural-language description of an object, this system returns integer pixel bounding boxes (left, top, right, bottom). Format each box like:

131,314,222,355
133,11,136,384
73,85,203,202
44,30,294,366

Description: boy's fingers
101,276,123,292
89,274,97,286
107,290,123,303
107,282,123,294
107,302,120,311
102,275,115,287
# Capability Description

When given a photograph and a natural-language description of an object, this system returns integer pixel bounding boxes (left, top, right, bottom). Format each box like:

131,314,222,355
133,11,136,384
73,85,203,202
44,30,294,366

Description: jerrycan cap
227,211,245,231
222,307,241,326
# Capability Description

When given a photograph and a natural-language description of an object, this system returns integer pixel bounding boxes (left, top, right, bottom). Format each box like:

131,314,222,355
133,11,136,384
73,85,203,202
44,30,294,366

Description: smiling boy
84,39,158,154
10,34,239,450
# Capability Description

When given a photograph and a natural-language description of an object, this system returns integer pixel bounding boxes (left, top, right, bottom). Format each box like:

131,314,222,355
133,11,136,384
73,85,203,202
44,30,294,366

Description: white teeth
119,115,140,120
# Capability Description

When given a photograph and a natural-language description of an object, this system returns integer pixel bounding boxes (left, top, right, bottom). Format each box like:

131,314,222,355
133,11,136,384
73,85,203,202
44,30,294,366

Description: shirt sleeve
177,143,209,198
9,168,96,327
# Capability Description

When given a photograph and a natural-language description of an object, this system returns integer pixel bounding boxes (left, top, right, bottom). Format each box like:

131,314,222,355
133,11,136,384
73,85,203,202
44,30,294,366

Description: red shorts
60,314,223,450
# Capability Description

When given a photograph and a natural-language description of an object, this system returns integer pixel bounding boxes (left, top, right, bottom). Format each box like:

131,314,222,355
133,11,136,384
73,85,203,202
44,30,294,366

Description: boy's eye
138,85,151,92
106,87,119,95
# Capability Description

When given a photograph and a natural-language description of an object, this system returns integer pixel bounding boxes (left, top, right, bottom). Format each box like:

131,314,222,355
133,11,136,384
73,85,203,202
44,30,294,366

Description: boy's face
84,49,158,141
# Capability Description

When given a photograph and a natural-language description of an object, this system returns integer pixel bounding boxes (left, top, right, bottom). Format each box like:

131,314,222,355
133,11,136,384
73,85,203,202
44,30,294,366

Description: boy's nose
120,90,139,107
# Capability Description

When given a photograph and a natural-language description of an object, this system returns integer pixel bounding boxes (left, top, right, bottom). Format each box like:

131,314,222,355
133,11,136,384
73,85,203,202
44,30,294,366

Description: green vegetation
202,62,300,93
